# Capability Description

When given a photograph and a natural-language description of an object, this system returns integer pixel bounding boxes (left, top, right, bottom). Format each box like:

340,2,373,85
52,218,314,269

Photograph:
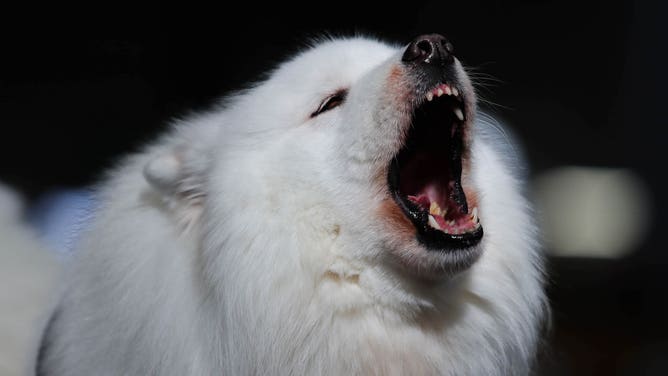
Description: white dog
38,34,546,375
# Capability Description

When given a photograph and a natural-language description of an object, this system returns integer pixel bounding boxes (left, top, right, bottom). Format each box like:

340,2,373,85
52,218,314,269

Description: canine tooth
471,207,478,223
426,92,433,101
448,220,455,227
429,202,443,216
428,215,441,230
444,85,452,95
452,87,459,96
436,88,444,97
454,108,464,121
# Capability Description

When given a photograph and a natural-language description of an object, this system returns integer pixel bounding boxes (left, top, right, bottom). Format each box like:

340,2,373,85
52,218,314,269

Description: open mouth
388,83,483,250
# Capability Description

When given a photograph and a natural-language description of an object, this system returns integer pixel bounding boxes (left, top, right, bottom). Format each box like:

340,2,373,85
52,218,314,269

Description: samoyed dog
38,34,546,375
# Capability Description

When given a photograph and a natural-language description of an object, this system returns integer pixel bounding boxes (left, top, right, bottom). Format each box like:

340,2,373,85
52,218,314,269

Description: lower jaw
390,190,483,251
377,196,485,278
390,241,485,279
416,225,484,251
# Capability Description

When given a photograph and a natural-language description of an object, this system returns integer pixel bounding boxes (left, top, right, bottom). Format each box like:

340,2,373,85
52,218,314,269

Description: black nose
402,34,454,66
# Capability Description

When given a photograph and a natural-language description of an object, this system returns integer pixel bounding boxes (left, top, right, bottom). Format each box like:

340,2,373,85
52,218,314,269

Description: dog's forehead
273,38,397,88
226,38,398,128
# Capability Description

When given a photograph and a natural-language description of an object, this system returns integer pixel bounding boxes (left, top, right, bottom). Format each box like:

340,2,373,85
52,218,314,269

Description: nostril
416,40,432,56
402,38,436,63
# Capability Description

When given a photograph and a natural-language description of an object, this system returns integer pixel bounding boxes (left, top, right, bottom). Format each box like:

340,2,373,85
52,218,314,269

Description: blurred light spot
533,167,651,258
28,189,96,259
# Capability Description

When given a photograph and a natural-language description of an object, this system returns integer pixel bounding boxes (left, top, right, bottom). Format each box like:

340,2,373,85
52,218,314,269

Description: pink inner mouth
389,80,482,238
397,143,479,235
407,190,478,234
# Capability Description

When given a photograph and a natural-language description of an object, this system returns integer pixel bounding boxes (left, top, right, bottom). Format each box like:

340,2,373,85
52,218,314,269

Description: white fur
40,37,546,375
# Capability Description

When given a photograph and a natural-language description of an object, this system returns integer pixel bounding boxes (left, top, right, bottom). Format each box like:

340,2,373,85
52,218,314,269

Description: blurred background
0,0,666,374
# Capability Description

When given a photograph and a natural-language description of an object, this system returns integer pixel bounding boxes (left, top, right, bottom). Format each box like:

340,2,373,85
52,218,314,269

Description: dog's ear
143,144,208,231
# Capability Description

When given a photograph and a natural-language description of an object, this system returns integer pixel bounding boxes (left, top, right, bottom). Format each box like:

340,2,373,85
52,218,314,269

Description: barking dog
38,34,546,375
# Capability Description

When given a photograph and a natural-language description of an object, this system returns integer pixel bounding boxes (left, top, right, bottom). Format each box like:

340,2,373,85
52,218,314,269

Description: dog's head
146,35,485,280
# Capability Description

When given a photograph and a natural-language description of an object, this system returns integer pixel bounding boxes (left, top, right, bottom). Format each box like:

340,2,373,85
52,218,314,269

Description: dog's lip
386,81,483,250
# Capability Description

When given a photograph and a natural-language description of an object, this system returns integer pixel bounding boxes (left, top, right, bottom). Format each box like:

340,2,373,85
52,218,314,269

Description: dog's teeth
428,215,441,230
454,108,464,121
444,85,452,95
430,201,445,216
426,92,433,101
471,207,478,223
436,88,444,97
429,201,442,216
452,87,459,96
448,220,455,227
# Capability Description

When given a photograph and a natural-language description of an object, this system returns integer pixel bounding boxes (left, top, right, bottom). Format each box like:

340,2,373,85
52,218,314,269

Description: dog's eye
311,89,347,117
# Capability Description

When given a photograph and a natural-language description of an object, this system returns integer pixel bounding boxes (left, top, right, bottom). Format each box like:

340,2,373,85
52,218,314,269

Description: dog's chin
399,246,484,280
377,196,484,280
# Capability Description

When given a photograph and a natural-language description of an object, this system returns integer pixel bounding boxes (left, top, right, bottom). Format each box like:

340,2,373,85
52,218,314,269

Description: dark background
1,1,666,374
